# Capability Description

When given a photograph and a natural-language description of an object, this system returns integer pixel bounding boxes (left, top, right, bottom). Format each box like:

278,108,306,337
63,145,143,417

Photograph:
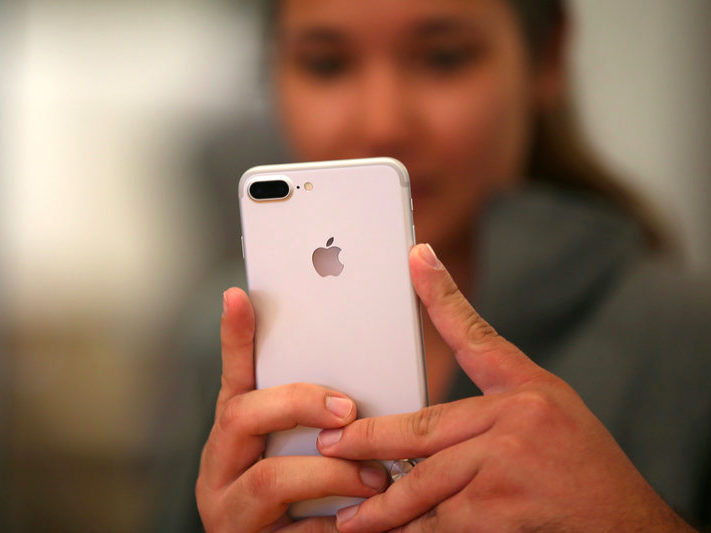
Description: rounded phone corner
374,157,410,188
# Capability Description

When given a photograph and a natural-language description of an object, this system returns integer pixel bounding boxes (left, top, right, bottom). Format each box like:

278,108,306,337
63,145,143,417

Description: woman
194,0,711,531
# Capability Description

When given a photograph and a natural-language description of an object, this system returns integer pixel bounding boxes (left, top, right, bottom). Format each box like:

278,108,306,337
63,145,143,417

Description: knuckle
493,432,527,459
194,475,207,505
244,459,280,498
361,416,379,445
420,507,440,533
284,382,303,411
195,476,217,531
216,395,244,435
283,382,318,414
511,389,558,425
439,279,500,347
407,404,444,441
440,276,461,302
463,312,499,345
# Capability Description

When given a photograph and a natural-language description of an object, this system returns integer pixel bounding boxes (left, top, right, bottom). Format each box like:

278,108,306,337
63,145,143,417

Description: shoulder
570,255,711,520
594,256,711,363
479,184,711,359
554,250,711,407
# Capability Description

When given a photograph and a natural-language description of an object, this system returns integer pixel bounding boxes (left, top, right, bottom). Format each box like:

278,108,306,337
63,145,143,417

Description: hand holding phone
196,159,427,529
196,288,389,532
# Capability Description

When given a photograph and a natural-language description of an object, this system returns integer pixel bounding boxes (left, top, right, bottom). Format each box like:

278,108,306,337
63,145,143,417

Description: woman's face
274,0,553,251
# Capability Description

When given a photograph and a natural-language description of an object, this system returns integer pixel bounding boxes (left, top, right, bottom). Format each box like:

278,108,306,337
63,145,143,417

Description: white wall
3,1,257,329
571,0,711,270
1,3,259,530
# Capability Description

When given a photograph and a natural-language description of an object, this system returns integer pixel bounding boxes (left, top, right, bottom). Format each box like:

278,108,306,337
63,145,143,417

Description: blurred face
275,0,549,251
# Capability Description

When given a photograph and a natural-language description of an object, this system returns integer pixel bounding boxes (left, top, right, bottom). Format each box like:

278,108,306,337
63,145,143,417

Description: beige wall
2,2,255,531
571,0,711,269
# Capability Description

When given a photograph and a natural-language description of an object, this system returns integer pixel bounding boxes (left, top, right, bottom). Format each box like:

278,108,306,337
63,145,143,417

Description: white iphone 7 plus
238,157,428,518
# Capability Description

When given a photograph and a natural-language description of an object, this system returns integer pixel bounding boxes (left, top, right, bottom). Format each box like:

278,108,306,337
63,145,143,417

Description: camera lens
249,180,290,200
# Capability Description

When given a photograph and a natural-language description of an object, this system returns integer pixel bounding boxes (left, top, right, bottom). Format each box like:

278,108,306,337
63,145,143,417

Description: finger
318,396,497,461
410,244,542,394
391,486,477,533
227,457,388,532
387,505,446,533
216,287,256,415
335,438,480,533
280,517,338,533
203,383,358,488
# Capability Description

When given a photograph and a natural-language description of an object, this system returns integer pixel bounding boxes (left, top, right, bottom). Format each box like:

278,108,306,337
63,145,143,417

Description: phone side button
240,235,245,258
410,198,414,212
411,224,417,244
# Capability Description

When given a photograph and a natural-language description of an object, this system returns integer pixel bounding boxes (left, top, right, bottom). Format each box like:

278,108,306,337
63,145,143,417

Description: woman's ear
533,8,570,112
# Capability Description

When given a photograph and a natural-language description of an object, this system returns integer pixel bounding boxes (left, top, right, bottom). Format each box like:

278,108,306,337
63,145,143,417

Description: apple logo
312,237,344,277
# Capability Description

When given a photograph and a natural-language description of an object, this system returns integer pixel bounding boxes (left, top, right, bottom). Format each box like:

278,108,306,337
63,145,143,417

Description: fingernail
318,428,343,447
359,466,386,490
326,396,354,419
336,504,359,525
222,291,229,316
420,243,443,269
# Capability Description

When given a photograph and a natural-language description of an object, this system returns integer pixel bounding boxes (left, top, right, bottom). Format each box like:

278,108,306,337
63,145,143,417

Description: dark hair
511,0,565,56
510,0,667,249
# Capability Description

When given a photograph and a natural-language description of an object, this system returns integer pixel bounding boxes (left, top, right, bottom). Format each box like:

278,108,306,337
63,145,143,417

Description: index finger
317,396,500,461
410,244,542,394
216,287,256,415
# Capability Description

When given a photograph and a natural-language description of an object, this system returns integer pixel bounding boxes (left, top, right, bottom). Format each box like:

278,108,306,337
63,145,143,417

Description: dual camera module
248,178,312,201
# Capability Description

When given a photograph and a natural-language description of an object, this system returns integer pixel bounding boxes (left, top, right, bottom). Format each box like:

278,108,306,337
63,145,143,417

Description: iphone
238,158,428,518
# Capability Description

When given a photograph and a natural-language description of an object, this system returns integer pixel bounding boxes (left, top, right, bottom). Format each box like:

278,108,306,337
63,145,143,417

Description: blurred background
1,1,710,532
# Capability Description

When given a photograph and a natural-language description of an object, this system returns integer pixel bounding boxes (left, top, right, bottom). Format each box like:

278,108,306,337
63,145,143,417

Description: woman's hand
196,288,389,533
318,244,694,533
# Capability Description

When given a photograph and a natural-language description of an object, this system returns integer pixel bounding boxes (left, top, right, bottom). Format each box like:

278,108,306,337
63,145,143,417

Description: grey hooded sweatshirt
158,184,711,531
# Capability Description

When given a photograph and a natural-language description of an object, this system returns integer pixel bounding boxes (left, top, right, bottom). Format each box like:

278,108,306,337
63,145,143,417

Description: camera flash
305,182,314,192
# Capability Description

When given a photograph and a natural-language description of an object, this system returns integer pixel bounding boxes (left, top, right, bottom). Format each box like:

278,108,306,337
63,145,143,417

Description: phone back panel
238,158,427,516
